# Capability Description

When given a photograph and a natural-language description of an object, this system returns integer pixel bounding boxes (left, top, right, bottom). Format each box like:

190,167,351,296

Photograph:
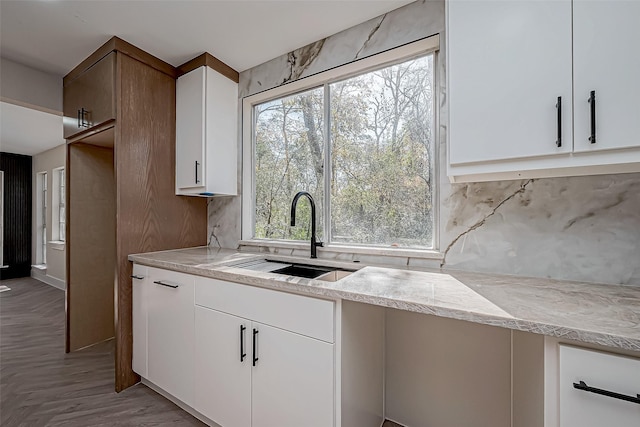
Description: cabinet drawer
195,277,334,343
559,345,640,427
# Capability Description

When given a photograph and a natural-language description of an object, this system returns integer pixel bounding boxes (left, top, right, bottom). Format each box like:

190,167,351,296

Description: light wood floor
0,277,204,426
1,277,403,427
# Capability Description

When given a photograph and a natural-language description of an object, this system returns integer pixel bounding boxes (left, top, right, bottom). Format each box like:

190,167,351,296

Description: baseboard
141,378,221,427
31,268,66,290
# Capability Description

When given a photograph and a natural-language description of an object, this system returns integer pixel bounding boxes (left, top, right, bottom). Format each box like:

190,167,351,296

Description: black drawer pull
573,380,640,405
130,275,144,280
240,325,247,362
252,328,259,366
153,280,179,289
555,96,562,147
195,161,200,184
588,90,596,144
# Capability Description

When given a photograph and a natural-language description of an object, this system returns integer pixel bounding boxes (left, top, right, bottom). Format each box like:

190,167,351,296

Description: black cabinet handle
252,328,259,366
77,109,82,128
573,381,640,405
588,90,596,144
130,275,144,280
195,161,200,184
240,325,247,362
152,280,179,289
555,96,562,147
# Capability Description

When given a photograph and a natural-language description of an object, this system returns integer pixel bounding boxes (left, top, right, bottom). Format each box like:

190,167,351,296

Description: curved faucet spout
290,191,323,258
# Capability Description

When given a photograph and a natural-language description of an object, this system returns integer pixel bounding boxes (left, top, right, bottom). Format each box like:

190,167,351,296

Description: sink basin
271,264,334,279
229,258,355,282
315,270,353,282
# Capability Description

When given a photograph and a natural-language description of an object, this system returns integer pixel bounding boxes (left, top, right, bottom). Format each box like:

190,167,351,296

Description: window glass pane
254,87,325,241
329,55,434,248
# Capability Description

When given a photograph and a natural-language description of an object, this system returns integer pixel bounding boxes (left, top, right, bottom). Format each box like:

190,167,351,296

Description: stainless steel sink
315,270,353,282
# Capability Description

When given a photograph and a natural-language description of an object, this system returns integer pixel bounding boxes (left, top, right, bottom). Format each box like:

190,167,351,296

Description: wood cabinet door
194,306,251,427
176,66,206,191
251,323,334,427
131,264,148,378
147,268,195,406
448,0,572,165
573,0,640,153
63,51,116,139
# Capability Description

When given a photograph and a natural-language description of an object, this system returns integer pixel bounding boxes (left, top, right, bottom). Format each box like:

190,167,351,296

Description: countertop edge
128,253,640,353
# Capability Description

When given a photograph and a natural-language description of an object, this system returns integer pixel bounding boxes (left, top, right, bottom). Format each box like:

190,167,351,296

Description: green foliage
254,55,434,249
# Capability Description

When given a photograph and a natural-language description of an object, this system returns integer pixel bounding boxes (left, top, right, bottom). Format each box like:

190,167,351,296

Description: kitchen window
52,167,65,242
36,172,47,265
243,36,438,252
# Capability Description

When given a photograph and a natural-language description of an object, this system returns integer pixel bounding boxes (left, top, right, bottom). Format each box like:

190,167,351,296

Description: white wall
0,56,62,112
32,144,66,288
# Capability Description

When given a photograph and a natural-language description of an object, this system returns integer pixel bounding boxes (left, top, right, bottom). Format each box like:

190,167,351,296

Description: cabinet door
448,0,572,165
63,51,116,139
573,0,640,153
559,345,640,427
252,323,334,427
131,264,148,378
194,306,251,427
147,268,195,405
176,67,206,191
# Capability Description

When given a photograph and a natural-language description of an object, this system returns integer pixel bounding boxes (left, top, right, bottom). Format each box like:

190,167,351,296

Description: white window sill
238,239,444,261
48,241,65,250
32,264,47,271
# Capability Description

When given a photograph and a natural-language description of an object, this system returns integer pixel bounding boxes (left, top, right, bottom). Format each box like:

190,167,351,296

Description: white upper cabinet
448,0,640,182
448,0,573,165
176,65,238,196
573,0,640,153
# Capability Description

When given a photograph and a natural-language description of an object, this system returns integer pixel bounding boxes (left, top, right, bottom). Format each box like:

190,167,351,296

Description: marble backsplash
208,0,640,286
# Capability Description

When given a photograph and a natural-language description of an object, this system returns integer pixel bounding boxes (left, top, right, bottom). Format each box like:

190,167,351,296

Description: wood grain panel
0,153,32,279
63,52,116,139
177,53,239,83
114,53,207,392
64,37,176,86
66,141,116,352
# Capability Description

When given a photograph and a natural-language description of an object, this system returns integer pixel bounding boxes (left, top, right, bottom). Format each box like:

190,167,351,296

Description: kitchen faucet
290,191,323,259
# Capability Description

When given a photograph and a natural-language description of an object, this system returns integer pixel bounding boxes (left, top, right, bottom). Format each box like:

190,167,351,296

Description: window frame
242,35,441,258
36,171,47,265
51,166,65,243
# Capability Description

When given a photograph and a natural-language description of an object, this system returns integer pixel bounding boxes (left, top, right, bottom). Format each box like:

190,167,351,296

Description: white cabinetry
194,306,251,427
145,267,195,406
573,0,640,153
176,65,237,196
559,345,640,427
448,0,640,182
448,0,572,165
194,276,335,427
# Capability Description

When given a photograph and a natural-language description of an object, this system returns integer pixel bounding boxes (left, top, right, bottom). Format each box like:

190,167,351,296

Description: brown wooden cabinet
63,52,116,139
64,37,207,392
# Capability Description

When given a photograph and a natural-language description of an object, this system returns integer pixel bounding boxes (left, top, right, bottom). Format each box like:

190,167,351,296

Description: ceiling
0,0,414,76
1,0,413,157
0,102,65,156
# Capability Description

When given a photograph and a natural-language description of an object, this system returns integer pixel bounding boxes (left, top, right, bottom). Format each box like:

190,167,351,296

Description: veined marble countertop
128,246,640,352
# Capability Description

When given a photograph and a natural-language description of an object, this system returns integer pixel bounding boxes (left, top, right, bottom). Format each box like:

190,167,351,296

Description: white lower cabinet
146,267,195,406
251,323,334,427
559,345,640,427
194,306,251,427
132,263,339,427
193,276,335,427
